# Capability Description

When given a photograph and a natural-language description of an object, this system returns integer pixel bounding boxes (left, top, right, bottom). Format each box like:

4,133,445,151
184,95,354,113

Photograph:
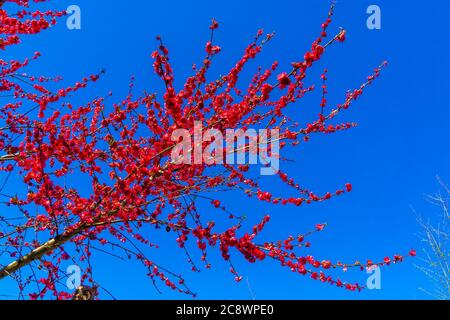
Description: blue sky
2,0,449,299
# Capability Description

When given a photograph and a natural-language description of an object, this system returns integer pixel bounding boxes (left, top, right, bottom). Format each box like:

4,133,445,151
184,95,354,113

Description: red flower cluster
0,0,65,49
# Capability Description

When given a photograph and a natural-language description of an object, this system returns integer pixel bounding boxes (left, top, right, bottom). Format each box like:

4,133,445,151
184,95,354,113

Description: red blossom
277,72,291,89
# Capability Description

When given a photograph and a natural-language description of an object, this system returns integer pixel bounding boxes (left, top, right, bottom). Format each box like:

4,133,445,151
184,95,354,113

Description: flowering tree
0,0,415,299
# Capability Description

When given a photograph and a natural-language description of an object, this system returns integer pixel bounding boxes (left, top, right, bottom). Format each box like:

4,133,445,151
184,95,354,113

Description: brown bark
0,225,85,280
0,217,188,280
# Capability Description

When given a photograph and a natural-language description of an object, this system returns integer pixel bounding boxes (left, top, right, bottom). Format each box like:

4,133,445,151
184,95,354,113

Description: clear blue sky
2,0,449,299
